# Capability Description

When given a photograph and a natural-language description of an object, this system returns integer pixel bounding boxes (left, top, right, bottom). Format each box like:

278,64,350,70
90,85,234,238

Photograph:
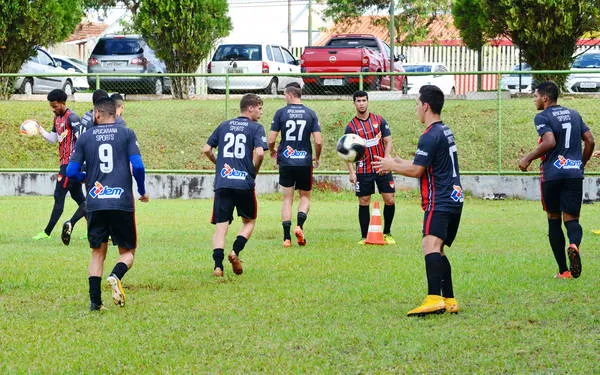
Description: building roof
65,22,109,43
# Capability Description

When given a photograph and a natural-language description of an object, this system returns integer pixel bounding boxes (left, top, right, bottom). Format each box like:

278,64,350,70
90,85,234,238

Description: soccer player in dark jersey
519,81,594,279
268,82,322,247
203,94,267,277
110,93,127,126
67,97,149,311
345,90,396,245
33,89,86,245
79,89,109,137
374,85,463,317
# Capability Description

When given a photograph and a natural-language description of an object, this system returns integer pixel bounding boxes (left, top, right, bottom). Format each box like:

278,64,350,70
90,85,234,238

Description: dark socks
232,235,248,255
282,221,292,241
89,276,102,306
110,262,129,280
213,248,224,269
425,253,443,296
440,256,454,298
564,219,583,248
383,204,395,234
359,205,370,239
548,218,568,273
70,201,86,226
297,212,307,229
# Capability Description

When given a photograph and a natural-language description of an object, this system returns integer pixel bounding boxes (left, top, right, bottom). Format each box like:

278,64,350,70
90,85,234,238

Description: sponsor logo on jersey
220,163,248,180
450,185,464,202
373,122,379,129
283,145,307,159
89,181,124,199
553,155,582,170
365,133,381,147
416,148,429,157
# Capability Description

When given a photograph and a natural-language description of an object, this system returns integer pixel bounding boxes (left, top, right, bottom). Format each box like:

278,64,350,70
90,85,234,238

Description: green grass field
1,193,599,373
2,96,600,173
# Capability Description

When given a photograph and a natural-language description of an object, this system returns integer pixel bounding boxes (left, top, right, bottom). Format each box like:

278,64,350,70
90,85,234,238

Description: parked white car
206,43,303,94
53,55,89,91
14,47,74,95
403,63,455,95
500,63,532,94
566,52,600,93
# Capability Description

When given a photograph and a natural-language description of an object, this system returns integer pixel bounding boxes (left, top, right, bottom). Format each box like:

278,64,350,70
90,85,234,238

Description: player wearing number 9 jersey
67,96,149,311
373,85,463,317
268,82,322,248
519,81,594,279
203,93,267,277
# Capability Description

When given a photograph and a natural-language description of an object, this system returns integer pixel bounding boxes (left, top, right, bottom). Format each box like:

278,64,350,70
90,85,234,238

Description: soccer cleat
213,267,224,277
294,226,306,246
107,274,126,307
32,231,50,240
384,234,396,245
567,244,581,278
592,229,600,235
283,239,292,248
90,302,107,311
444,297,459,314
554,270,572,279
228,250,243,275
357,239,366,245
61,221,72,246
407,295,446,317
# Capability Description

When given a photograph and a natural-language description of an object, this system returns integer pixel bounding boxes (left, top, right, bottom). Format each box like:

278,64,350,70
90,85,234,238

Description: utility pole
389,0,395,90
288,0,292,48
308,0,313,46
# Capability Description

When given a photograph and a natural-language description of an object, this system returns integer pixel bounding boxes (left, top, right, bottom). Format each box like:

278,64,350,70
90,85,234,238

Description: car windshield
572,54,600,68
213,45,262,61
403,65,432,73
93,38,143,55
327,38,379,51
508,63,532,77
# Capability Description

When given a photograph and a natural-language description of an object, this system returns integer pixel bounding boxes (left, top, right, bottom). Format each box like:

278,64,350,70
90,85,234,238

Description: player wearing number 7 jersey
67,96,149,311
203,94,267,277
519,81,594,279
373,85,463,317
268,82,322,248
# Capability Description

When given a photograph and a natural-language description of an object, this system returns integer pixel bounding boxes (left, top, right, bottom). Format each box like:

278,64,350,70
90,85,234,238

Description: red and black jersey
344,113,391,174
52,109,81,166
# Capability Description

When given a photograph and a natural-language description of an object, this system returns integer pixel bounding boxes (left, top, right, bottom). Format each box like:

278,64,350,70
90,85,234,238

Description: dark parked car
87,35,170,94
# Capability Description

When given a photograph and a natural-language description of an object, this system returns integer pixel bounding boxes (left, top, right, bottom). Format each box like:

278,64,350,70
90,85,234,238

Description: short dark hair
110,93,124,104
353,90,368,101
418,85,444,115
92,89,109,105
285,82,302,98
94,96,116,116
240,93,263,111
47,89,67,103
535,81,559,102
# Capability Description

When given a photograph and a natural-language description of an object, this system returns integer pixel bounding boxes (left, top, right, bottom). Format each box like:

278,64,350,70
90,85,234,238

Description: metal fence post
225,74,230,119
496,72,503,174
359,73,363,91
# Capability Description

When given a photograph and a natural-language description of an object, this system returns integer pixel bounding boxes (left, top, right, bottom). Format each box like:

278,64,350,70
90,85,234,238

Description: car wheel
264,78,277,95
154,78,163,95
63,81,73,96
20,79,33,95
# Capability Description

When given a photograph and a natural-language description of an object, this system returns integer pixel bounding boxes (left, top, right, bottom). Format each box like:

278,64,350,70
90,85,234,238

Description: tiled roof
65,22,109,43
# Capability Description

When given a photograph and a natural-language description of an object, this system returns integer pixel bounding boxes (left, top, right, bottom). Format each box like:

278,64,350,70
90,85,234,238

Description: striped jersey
344,113,391,174
52,109,81,166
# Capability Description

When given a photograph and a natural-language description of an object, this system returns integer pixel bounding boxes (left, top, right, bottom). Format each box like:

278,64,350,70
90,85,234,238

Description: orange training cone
365,202,386,245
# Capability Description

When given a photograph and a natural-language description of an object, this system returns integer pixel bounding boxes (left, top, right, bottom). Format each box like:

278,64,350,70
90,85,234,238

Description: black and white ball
336,134,366,162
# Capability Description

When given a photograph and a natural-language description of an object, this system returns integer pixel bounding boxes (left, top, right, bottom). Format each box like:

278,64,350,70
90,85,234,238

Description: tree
133,0,231,99
454,0,600,90
83,0,141,14
0,0,83,99
322,0,449,46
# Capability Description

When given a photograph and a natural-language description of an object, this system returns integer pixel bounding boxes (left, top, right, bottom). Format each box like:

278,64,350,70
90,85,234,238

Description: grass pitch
1,193,599,373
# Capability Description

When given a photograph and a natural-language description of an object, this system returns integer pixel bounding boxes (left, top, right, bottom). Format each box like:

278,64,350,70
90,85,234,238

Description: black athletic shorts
279,165,313,191
422,209,462,247
56,165,85,204
211,188,257,224
541,178,583,216
355,172,395,197
88,210,137,249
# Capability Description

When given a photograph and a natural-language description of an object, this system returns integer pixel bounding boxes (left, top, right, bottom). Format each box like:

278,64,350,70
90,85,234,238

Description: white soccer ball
336,133,366,162
19,119,39,136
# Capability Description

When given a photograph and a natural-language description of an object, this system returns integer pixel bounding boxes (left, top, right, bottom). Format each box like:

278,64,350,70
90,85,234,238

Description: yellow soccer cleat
592,229,600,235
444,297,459,314
384,234,396,245
407,295,446,317
357,239,366,245
107,274,126,307
32,231,50,240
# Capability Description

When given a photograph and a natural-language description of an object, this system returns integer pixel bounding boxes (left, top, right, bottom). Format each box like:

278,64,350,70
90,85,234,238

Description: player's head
92,89,109,105
534,81,559,110
110,93,125,116
416,85,444,123
93,96,117,124
47,89,68,115
240,93,264,121
284,82,302,102
353,90,369,115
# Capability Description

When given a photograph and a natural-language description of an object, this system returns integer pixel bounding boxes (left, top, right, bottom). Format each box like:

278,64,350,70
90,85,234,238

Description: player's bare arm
383,135,393,157
203,144,216,165
267,130,279,159
582,130,595,166
373,155,425,178
519,132,556,171
254,147,265,173
346,161,356,183
313,131,323,168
